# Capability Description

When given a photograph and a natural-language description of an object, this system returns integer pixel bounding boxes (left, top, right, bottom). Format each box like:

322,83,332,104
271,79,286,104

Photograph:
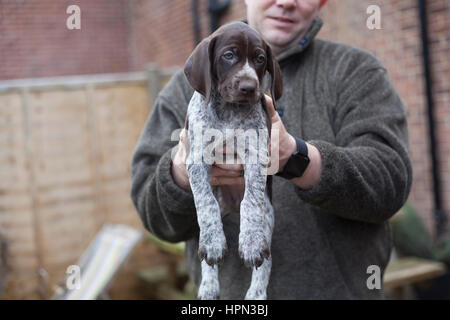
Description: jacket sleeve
296,65,413,224
130,70,198,242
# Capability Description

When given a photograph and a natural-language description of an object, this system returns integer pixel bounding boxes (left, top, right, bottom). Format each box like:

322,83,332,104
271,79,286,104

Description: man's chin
261,26,299,47
264,34,296,49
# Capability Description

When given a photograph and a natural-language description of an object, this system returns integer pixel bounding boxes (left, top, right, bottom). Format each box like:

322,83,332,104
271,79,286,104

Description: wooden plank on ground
384,257,447,289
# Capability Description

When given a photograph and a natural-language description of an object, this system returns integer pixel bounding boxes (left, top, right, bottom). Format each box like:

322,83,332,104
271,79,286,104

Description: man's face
245,0,321,55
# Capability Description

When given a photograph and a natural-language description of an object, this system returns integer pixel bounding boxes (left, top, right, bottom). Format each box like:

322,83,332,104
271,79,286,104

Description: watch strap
276,137,310,180
294,136,308,158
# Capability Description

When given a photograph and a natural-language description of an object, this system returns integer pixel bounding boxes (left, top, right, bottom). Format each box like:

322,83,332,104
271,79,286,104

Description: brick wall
428,0,450,234
0,0,131,80
122,0,254,70
127,0,247,70
318,0,450,234
1,1,448,232
127,0,194,70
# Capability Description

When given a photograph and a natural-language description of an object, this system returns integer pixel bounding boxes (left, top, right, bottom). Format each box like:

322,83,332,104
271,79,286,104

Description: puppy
183,21,283,300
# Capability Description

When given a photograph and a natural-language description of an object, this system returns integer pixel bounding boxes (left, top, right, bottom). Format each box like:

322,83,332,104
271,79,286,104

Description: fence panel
0,68,177,299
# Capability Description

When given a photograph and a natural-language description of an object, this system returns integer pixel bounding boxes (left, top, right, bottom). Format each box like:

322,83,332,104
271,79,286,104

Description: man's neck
271,30,308,57
268,14,319,57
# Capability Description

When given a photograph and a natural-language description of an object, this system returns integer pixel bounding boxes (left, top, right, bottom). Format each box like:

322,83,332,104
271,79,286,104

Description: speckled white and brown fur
186,91,274,300
183,21,283,300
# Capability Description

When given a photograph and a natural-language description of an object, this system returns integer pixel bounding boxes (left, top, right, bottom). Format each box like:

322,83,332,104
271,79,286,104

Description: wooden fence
0,66,177,299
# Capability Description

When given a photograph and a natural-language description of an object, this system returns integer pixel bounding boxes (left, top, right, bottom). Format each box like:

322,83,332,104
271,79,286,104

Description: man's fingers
179,128,187,140
211,166,243,177
211,176,245,186
179,129,188,146
213,163,243,171
264,94,278,119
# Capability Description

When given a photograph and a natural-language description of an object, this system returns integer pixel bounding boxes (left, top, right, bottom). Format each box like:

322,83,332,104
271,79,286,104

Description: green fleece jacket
130,17,412,299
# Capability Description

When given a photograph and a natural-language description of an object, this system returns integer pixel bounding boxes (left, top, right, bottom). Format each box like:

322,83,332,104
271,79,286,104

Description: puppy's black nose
239,80,257,95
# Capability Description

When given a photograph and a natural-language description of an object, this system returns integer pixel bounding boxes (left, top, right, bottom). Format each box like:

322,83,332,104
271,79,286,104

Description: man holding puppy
131,0,412,299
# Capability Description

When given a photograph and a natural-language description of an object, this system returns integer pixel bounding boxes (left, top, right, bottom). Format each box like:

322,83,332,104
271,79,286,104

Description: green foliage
391,202,450,266
147,233,185,256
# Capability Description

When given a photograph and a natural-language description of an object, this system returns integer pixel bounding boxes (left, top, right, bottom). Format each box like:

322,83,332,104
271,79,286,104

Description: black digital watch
276,137,310,180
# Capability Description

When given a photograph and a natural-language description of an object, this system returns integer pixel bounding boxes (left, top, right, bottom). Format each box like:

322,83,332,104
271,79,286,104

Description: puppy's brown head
184,21,283,105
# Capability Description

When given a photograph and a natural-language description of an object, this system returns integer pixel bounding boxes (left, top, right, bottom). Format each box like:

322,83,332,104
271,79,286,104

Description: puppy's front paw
238,229,270,268
198,229,228,266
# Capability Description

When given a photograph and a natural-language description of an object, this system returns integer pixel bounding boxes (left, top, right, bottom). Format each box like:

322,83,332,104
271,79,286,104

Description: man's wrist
170,149,191,191
277,136,310,180
279,134,297,172
276,134,322,190
291,142,322,190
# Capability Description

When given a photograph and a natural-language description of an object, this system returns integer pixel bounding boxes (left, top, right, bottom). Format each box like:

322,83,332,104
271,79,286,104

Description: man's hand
265,95,322,190
264,95,297,173
171,95,322,191
171,129,244,191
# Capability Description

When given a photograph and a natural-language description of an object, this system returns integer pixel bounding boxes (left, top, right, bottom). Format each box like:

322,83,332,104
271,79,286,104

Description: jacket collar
276,16,323,64
239,16,323,64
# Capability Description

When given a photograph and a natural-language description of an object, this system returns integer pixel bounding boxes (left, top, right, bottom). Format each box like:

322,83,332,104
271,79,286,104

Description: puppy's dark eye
255,54,266,64
223,51,234,60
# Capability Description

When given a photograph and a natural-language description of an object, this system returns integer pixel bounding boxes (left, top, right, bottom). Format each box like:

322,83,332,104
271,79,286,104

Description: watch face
290,153,310,177
276,138,311,180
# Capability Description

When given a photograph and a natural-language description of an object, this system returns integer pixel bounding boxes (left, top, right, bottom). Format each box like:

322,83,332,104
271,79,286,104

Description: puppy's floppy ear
265,44,283,102
184,36,217,103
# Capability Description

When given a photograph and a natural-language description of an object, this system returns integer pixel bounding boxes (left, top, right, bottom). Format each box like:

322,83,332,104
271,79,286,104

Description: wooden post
86,83,108,230
21,87,47,299
146,64,163,110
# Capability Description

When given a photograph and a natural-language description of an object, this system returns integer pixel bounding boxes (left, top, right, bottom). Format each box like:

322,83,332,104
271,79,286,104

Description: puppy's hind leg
198,260,220,300
245,192,274,300
245,256,272,300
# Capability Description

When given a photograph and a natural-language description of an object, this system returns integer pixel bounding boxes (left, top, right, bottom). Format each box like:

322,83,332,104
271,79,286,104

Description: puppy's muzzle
239,79,257,96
